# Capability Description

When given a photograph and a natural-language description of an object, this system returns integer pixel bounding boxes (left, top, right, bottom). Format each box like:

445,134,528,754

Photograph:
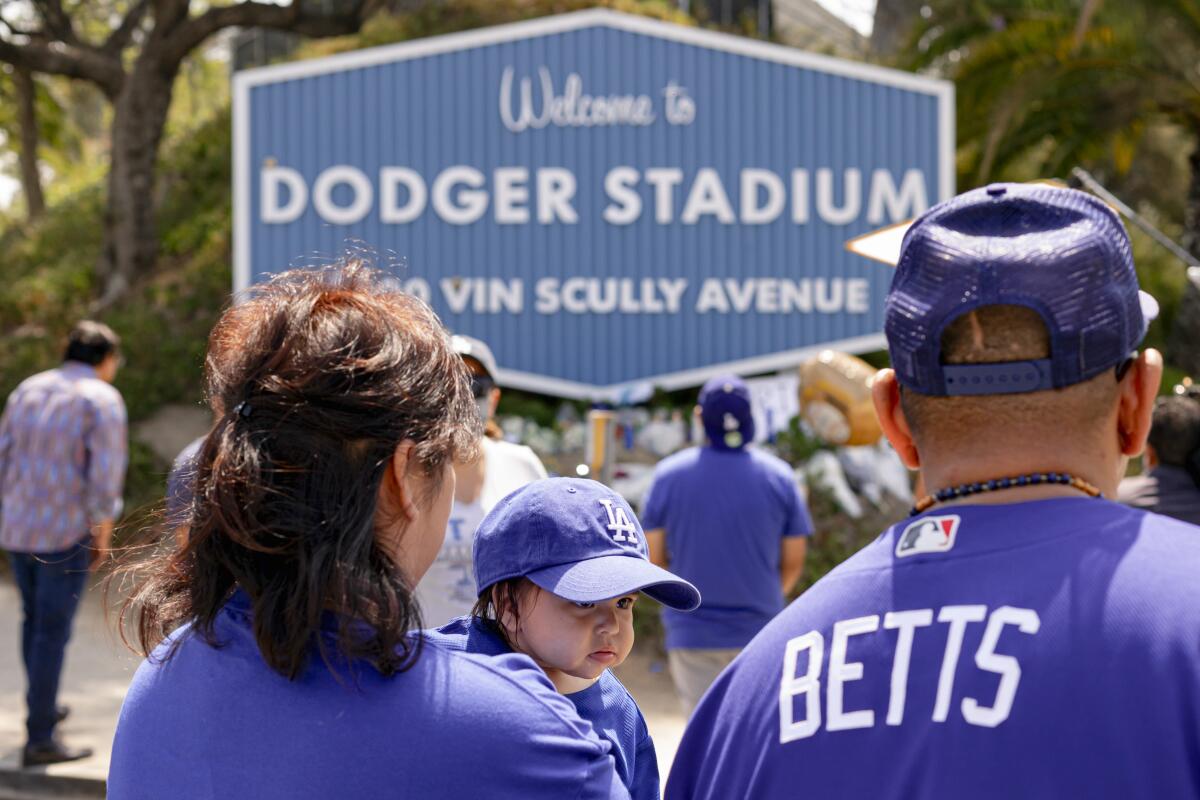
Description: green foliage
0,111,233,511
300,0,692,59
772,416,828,464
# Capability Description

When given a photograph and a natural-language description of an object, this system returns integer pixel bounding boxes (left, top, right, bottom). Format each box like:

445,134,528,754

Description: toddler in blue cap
425,477,701,800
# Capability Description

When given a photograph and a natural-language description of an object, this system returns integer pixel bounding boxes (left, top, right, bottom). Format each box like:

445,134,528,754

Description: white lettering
815,278,843,313
562,277,589,314
780,279,812,313
537,168,578,224
816,167,861,225
827,615,879,731
380,167,427,224
261,165,307,224
400,278,431,304
868,168,929,224
791,169,809,224
603,167,642,225
847,279,869,314
682,168,736,224
962,607,1041,728
883,609,933,726
432,166,488,225
725,279,756,313
499,66,654,133
535,278,560,314
741,168,786,224
646,168,684,224
659,278,688,313
440,278,473,314
493,167,530,224
780,631,824,743
933,605,987,722
695,279,729,313
312,165,372,226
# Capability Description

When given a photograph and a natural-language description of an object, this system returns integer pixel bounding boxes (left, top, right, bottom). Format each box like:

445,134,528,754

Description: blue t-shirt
109,593,628,800
428,616,660,800
165,436,204,525
667,499,1200,799
641,446,813,649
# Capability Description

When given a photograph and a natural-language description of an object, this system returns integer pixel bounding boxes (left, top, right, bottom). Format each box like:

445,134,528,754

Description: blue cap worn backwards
699,374,755,451
886,183,1157,397
473,478,701,611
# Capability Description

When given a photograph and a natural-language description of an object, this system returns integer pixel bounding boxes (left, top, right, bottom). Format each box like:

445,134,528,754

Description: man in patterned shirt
0,321,127,766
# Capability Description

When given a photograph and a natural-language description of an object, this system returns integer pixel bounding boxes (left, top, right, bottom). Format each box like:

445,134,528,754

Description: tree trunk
99,64,174,305
1181,143,1200,261
13,66,45,221
1167,140,1200,376
870,0,924,59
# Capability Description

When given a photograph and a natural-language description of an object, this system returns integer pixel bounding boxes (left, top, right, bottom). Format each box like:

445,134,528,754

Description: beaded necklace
909,472,1102,517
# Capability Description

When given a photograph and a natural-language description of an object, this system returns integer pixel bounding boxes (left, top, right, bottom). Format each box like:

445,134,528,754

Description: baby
425,477,701,800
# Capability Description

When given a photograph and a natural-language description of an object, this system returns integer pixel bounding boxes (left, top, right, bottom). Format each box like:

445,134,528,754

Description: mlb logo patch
895,515,961,558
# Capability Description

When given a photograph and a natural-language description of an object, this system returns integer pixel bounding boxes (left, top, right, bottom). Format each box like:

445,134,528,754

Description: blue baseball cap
699,375,756,450
473,478,701,611
886,183,1157,396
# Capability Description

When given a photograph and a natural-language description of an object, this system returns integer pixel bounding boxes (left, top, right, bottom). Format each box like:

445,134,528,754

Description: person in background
416,335,547,626
0,321,127,766
1119,389,1200,525
641,375,812,716
108,263,627,799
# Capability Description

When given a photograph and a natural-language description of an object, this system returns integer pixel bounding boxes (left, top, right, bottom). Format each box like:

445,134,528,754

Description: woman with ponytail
108,262,626,800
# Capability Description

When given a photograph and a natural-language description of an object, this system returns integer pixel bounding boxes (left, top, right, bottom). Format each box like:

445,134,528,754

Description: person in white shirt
416,335,547,626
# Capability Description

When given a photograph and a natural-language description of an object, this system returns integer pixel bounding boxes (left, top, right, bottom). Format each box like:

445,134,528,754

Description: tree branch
103,0,150,55
31,0,77,46
157,0,375,70
0,37,123,95
0,14,42,40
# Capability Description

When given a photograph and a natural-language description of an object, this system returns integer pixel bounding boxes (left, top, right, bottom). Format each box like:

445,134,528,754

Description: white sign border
232,9,953,399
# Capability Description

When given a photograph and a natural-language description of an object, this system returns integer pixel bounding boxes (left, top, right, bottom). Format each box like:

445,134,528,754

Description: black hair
471,577,535,651
64,320,120,366
1149,395,1200,470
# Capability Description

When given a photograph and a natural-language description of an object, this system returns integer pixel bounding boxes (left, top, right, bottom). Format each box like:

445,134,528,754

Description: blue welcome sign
233,10,953,399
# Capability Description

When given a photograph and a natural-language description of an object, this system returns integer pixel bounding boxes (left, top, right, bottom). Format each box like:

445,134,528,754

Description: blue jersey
668,499,1200,799
428,616,660,800
641,446,812,650
110,593,627,800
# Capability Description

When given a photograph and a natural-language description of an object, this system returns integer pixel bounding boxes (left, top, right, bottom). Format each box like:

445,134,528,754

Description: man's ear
872,369,921,469
389,441,420,521
1118,349,1163,457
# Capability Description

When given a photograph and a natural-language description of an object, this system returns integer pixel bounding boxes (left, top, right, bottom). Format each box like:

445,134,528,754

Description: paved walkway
0,569,689,795
0,571,137,796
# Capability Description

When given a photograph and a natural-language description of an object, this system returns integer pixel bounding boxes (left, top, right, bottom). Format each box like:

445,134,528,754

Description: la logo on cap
599,498,638,545
896,515,960,558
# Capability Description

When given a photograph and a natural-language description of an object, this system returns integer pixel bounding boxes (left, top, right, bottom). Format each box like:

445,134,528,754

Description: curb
0,768,104,800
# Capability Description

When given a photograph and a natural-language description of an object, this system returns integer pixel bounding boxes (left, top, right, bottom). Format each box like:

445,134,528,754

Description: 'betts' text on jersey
667,499,1200,799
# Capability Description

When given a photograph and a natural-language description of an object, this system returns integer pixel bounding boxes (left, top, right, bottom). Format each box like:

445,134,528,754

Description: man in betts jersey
668,183,1200,799
642,375,812,716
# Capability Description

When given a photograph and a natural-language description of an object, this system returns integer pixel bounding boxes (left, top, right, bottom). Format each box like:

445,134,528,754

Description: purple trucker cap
473,478,701,611
699,374,756,451
886,183,1155,396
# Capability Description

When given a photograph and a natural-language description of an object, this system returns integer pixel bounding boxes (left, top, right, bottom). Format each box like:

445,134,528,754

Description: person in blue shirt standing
108,262,628,800
641,375,812,716
0,320,127,766
426,478,701,800
667,183,1200,799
